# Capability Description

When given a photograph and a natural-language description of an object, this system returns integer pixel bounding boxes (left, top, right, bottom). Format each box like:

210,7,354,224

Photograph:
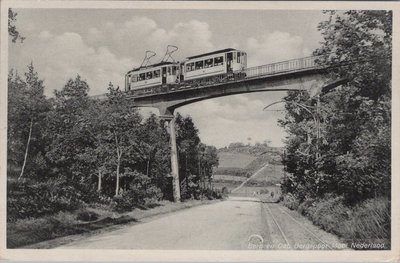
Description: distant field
214,149,285,196
250,164,285,184
213,174,247,182
217,152,257,168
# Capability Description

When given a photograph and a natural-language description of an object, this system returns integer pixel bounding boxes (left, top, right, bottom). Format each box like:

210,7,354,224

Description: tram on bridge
125,48,247,97
125,47,319,98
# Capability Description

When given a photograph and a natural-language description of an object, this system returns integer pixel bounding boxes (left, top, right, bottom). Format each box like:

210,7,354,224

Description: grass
248,164,285,184
7,199,219,249
217,152,257,168
282,194,391,250
245,152,282,173
213,174,248,182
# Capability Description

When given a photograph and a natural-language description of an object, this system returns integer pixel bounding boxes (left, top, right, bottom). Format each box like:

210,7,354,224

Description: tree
173,113,219,198
199,144,219,187
8,9,25,43
139,114,170,195
93,83,142,196
45,75,93,188
175,113,200,180
280,10,392,203
7,64,49,180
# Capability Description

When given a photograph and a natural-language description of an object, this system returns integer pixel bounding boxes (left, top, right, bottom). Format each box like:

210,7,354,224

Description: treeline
219,141,278,156
279,11,391,248
7,66,220,222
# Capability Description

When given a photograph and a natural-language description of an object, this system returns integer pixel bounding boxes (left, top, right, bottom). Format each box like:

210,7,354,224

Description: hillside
217,152,257,168
215,142,284,178
213,142,285,196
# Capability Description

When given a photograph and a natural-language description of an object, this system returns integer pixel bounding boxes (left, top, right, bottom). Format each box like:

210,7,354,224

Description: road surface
57,197,347,250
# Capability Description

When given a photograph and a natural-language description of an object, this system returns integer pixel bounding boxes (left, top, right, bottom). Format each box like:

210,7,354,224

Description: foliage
214,167,251,177
7,178,81,222
280,10,391,204
175,113,219,200
283,194,390,249
342,197,390,249
279,12,391,249
7,65,220,222
8,8,25,43
7,65,50,179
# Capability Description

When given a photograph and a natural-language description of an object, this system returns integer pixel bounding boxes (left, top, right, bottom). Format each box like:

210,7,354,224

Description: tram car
182,48,247,83
125,48,247,96
125,61,180,94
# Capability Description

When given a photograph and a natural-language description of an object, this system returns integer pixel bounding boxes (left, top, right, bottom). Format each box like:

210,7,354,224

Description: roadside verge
8,199,221,249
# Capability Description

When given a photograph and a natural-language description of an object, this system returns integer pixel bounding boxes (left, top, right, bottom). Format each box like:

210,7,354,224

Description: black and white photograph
1,1,399,261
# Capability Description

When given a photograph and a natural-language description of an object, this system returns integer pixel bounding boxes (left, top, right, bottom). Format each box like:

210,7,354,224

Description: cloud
245,31,310,67
85,16,214,66
10,15,216,96
12,31,134,96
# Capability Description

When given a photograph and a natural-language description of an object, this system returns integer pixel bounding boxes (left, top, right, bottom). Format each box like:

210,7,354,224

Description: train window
214,56,223,66
131,75,138,82
233,52,237,61
195,61,204,70
186,63,193,72
146,71,153,80
205,59,213,68
154,70,160,78
139,73,145,81
237,52,240,63
167,67,171,75
172,66,176,75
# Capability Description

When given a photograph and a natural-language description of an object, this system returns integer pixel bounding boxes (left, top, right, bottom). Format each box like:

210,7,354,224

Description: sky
8,8,326,148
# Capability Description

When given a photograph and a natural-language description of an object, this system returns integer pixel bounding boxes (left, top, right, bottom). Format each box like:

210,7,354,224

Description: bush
281,193,300,210
7,178,82,222
7,211,78,248
296,197,314,216
341,197,390,249
214,167,251,177
308,195,349,233
283,194,391,250
114,185,163,212
76,210,99,222
199,188,223,200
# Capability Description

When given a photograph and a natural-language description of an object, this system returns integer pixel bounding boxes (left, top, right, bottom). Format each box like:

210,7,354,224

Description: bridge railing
245,56,321,78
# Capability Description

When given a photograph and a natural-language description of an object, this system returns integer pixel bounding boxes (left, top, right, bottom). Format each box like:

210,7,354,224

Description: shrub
282,193,300,210
214,167,251,177
341,197,390,249
283,194,391,250
308,195,349,233
114,185,163,212
297,197,314,216
199,188,223,200
7,211,78,248
7,178,82,222
76,210,99,222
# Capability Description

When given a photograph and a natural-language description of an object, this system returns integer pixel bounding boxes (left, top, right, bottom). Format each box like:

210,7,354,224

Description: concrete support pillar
168,117,181,202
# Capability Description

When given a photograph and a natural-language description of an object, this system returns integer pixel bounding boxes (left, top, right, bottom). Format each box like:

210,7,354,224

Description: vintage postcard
0,0,399,261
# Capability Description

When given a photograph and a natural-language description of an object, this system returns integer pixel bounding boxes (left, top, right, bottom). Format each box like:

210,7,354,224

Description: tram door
226,52,233,73
162,67,167,84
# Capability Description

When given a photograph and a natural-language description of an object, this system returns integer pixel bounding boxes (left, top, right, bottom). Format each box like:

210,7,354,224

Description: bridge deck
90,56,323,101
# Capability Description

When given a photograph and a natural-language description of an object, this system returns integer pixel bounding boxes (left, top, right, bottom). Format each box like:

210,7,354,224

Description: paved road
57,196,347,250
